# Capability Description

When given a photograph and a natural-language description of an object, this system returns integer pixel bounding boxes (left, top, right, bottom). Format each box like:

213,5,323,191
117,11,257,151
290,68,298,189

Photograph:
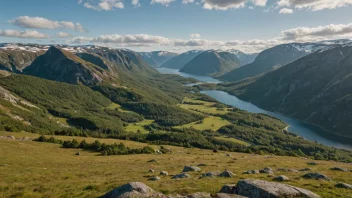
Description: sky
1,0,352,53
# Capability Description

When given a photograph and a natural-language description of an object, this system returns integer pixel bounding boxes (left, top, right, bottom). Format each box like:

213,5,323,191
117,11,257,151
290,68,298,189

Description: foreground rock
330,167,348,172
201,171,220,178
259,167,274,175
219,170,235,178
220,184,236,194
183,192,212,198
148,176,161,181
216,193,248,198
302,173,331,181
102,182,165,198
160,171,168,176
103,181,320,198
172,173,191,179
183,166,201,172
243,170,259,174
236,179,321,198
335,183,352,189
273,175,289,182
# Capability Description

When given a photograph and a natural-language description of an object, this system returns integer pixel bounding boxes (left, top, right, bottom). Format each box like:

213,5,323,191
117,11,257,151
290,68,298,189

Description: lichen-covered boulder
183,166,201,172
302,173,331,181
236,179,321,198
330,167,348,172
335,183,352,189
219,170,235,178
220,184,236,194
101,182,166,198
172,173,191,179
160,171,169,176
201,171,220,178
273,175,289,182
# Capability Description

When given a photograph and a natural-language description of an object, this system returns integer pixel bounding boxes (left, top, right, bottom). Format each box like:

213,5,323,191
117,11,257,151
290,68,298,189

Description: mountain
180,50,241,77
160,50,204,69
0,43,47,72
227,49,258,66
24,46,110,86
222,44,352,138
219,43,332,82
138,51,178,68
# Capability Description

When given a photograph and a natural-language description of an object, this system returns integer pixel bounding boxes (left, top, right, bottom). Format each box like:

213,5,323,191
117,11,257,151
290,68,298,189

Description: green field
1,132,351,198
214,136,251,147
175,116,231,131
124,119,155,133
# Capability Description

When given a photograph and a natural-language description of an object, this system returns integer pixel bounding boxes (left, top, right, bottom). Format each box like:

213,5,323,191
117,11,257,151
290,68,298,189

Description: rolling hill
180,50,241,77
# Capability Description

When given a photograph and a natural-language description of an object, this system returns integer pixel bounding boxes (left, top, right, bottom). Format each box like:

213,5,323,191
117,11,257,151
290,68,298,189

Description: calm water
157,67,352,150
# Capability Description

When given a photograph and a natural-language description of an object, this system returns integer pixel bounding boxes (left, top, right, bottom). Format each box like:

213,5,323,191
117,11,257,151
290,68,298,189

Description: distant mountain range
161,50,204,69
161,49,257,72
138,51,178,68
226,49,258,66
222,43,352,138
219,43,334,82
180,50,241,77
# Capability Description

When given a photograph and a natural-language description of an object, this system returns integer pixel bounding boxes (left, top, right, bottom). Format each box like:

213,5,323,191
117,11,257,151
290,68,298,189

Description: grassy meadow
1,132,352,198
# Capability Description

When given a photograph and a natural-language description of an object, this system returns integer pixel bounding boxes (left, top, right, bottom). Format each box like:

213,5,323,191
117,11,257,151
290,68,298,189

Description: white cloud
71,36,93,44
56,32,72,38
151,0,176,6
80,0,124,11
174,39,225,47
281,23,352,40
279,8,293,14
0,29,49,39
66,22,352,53
132,0,140,6
80,34,172,46
203,0,267,10
190,33,201,39
182,0,195,4
277,0,352,11
9,16,86,32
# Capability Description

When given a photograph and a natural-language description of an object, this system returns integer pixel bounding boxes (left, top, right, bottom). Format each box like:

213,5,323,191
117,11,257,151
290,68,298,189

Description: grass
1,132,352,198
178,98,232,115
175,116,231,131
124,119,155,134
214,136,251,147
175,97,233,131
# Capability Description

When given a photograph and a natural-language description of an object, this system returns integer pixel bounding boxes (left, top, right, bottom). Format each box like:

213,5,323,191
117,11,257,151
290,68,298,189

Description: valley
157,68,352,150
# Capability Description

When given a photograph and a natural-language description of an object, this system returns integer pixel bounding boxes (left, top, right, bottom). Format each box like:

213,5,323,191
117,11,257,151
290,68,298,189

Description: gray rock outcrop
302,173,331,181
220,184,236,194
172,173,191,179
101,182,165,198
183,166,201,172
236,179,321,198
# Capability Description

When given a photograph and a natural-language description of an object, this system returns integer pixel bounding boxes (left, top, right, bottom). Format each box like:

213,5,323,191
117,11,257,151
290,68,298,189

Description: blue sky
1,0,352,53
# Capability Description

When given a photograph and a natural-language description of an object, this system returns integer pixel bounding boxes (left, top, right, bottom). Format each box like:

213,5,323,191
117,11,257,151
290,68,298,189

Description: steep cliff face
224,45,352,138
0,44,46,72
24,46,106,86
